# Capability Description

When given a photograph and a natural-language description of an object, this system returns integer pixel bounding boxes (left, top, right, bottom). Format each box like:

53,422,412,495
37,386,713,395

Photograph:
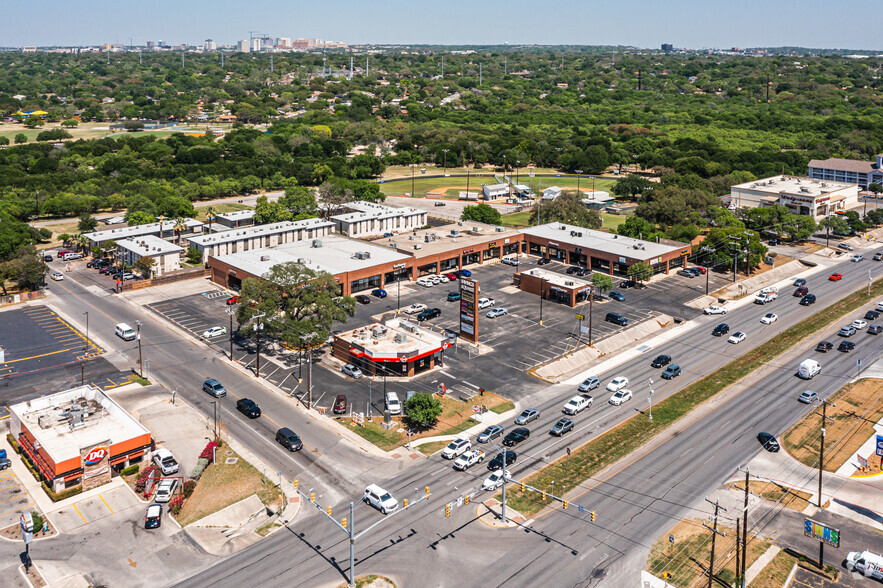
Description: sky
2,0,881,51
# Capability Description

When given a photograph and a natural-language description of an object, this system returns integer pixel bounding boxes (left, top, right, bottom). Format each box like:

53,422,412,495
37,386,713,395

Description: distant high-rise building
251,38,261,52
146,40,155,49
661,43,674,54
276,37,290,48
204,39,217,51
237,40,250,53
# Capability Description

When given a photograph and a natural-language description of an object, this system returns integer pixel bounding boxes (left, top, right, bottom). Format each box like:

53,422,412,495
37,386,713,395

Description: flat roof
213,234,412,278
519,222,684,260
336,318,446,360
372,222,521,258
732,176,857,196
483,183,508,192
10,385,150,466
332,201,426,223
520,267,591,290
217,209,256,220
116,234,184,256
85,218,203,242
189,218,334,246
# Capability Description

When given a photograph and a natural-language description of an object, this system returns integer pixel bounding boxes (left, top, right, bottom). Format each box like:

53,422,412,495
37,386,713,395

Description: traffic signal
403,499,408,509
341,518,347,529
521,481,525,492
591,510,596,522
293,480,298,489
542,491,546,501
445,504,450,518
425,486,430,499
464,495,469,506
327,506,332,516
310,492,315,502
563,499,568,510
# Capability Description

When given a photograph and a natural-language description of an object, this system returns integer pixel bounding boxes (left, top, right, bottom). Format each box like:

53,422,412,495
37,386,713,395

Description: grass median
503,276,883,517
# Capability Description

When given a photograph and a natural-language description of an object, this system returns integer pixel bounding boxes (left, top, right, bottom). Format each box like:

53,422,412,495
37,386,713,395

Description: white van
846,550,883,579
798,359,821,380
115,322,136,341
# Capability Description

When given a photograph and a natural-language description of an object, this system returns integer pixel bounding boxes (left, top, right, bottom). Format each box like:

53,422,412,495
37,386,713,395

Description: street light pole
539,277,545,326
488,438,508,523
227,308,235,360
648,378,654,421
252,313,265,378
136,320,143,377
588,284,594,346
442,149,449,175
575,169,583,194
83,311,89,353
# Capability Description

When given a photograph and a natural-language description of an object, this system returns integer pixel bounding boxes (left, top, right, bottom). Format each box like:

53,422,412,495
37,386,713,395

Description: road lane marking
98,493,114,513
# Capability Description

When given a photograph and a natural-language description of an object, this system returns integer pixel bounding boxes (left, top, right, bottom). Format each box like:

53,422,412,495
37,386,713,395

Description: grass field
782,378,883,473
382,165,565,180
0,121,235,144
380,175,617,199
501,209,629,231
193,202,253,221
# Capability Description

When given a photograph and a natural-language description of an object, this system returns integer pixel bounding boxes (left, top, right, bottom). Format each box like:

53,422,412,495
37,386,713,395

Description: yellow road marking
98,493,114,514
72,503,88,523
0,489,26,506
2,348,69,363
0,502,34,520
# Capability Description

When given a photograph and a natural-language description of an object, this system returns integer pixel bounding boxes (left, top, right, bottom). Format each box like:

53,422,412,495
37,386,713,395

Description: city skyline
2,0,882,51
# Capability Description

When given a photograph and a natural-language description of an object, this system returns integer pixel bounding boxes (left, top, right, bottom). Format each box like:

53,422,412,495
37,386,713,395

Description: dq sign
84,446,109,466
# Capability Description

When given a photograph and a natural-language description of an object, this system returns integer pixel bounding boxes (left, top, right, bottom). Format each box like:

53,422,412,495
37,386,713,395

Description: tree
818,216,850,236
461,203,502,225
75,233,89,252
23,117,43,128
186,247,202,265
61,119,79,128
617,216,661,241
0,136,9,146
14,133,27,144
591,272,613,293
236,262,355,351
133,256,156,277
529,191,602,229
77,214,98,233
279,186,318,219
127,211,156,226
868,183,882,195
612,175,654,200
173,217,189,246
3,246,45,292
627,261,652,284
404,392,443,428
317,182,353,219
254,195,293,225
781,214,816,241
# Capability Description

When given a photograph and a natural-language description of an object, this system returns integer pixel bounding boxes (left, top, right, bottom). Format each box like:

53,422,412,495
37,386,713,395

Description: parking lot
0,468,34,529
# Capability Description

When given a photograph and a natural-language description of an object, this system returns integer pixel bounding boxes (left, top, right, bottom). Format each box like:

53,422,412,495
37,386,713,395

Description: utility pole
817,399,835,508
539,277,545,325
212,399,219,440
735,517,741,583
741,468,749,588
703,498,727,588
227,308,235,359
588,285,594,346
253,313,265,378
83,311,89,354
702,246,715,295
136,320,143,377
479,63,482,85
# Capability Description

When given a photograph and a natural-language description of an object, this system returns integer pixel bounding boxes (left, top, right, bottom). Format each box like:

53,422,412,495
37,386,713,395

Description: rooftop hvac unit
394,333,408,343
570,231,577,237
576,232,583,237
565,281,574,286
450,229,460,237
414,244,421,249
312,240,322,248
424,235,431,242
471,227,482,233
261,255,270,261
358,329,368,340
560,225,566,230
457,221,464,226
371,325,386,338
495,227,505,232
401,321,418,333
38,415,52,429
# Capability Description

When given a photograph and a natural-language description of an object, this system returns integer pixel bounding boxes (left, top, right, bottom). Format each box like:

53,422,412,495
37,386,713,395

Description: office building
728,176,859,217
807,155,883,189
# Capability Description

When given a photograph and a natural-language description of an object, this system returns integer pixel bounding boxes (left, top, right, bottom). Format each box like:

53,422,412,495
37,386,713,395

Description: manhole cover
226,451,233,455
225,457,239,464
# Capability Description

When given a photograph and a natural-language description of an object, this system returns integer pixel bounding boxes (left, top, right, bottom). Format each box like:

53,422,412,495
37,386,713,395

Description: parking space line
98,493,114,514
0,489,27,507
0,502,34,520
72,503,88,524
3,348,69,363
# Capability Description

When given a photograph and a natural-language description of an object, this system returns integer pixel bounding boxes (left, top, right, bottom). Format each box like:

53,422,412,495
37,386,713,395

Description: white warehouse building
330,201,426,238
186,218,335,262
728,176,859,218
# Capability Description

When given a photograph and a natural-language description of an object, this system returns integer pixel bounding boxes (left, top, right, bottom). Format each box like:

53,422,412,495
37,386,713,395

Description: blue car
371,288,387,298
609,291,625,301
458,269,472,277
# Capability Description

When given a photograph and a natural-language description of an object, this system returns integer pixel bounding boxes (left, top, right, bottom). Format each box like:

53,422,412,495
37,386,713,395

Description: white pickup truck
754,291,778,305
563,394,593,415
453,449,485,471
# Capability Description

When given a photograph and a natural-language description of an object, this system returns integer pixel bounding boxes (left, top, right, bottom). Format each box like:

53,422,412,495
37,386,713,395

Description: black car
609,291,625,301
815,341,833,352
550,417,574,437
566,266,580,275
416,308,441,321
800,294,816,306
864,310,880,321
769,238,780,246
605,312,629,326
43,255,53,262
576,268,590,276
355,295,371,305
447,291,461,302
99,265,118,275
502,427,530,447
620,280,639,289
537,258,550,265
275,427,303,452
838,341,856,352
144,504,163,529
236,398,261,418
651,354,671,368
487,451,517,470
758,432,780,452
712,323,729,337
869,325,882,335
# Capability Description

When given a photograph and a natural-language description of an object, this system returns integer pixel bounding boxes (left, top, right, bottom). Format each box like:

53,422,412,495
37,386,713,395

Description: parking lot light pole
226,308,235,359
83,311,89,353
575,169,583,193
588,285,594,346
252,313,265,378
136,320,143,377
539,277,545,326
648,378,654,422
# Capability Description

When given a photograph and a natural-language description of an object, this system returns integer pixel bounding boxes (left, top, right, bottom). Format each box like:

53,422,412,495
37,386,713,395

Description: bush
169,496,185,516
31,512,44,532
40,482,82,502
134,465,159,494
191,457,210,481
182,479,197,498
120,464,140,477
6,434,20,454
199,441,219,462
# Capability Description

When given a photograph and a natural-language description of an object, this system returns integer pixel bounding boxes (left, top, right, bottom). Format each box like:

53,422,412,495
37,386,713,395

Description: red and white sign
84,446,109,466
437,383,447,395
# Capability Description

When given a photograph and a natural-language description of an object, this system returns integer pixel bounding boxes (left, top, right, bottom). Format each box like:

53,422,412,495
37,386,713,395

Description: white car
478,297,495,309
154,478,178,503
760,313,778,324
852,319,868,330
386,392,402,415
50,271,64,281
436,275,449,283
341,363,363,378
606,376,629,392
608,389,633,406
416,278,434,287
403,303,428,315
486,307,508,318
703,305,727,315
203,326,227,338
364,484,398,514
851,254,864,262
501,256,520,266
442,438,472,460
429,275,443,284
482,469,511,491
728,332,747,344
563,395,592,415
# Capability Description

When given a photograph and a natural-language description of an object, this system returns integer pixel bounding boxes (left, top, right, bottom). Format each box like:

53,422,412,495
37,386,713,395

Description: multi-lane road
173,250,883,586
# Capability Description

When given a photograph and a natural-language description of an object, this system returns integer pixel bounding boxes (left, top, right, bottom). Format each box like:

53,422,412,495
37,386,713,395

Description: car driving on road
578,376,600,392
550,417,574,436
606,376,629,392
477,425,504,443
515,408,540,424
609,389,633,405
650,355,671,368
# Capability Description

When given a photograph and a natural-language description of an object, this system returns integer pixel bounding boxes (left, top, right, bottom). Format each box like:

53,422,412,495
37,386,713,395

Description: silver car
515,408,539,425
578,377,600,392
342,364,363,378
477,425,504,443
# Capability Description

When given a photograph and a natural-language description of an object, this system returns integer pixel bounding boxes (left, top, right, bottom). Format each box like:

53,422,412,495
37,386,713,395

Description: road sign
669,534,674,544
576,314,585,321
876,435,883,458
804,518,840,548
472,405,480,413
577,505,584,513
858,454,868,468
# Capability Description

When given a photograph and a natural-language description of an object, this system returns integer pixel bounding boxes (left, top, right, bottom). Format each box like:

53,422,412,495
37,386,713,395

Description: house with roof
808,155,883,189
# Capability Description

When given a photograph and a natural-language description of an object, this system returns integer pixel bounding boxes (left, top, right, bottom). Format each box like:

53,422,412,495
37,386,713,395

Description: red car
332,394,347,415
226,295,240,305
56,249,69,258
829,273,843,281
444,272,458,281
693,266,707,275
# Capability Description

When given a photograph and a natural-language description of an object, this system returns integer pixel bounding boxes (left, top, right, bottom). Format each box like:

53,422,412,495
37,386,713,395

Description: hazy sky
3,0,880,50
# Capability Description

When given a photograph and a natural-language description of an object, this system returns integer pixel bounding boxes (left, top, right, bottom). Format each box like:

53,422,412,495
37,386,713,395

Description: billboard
459,278,478,343
804,518,840,548
81,440,112,491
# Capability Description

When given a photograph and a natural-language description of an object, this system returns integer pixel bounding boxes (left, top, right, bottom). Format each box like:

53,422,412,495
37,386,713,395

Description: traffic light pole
291,480,432,587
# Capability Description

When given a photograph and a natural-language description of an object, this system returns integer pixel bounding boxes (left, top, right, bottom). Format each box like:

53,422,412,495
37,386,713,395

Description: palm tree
75,233,90,254
173,217,188,246
205,206,216,233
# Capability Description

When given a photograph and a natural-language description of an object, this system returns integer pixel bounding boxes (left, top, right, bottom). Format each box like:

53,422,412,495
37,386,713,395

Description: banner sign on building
876,435,883,458
459,278,479,343
81,440,112,491
804,518,840,548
